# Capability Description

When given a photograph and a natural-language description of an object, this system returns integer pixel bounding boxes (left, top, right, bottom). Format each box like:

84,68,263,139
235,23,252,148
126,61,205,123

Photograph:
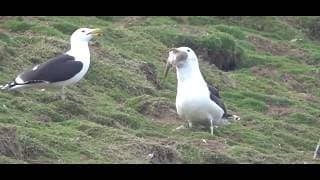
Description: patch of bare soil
147,103,179,123
0,16,15,21
250,66,279,79
37,115,52,123
281,73,307,93
196,47,239,71
0,127,22,159
149,109,179,123
0,46,10,63
124,143,183,164
139,63,161,89
117,16,148,27
267,105,294,118
242,120,258,129
248,35,306,58
191,139,227,151
297,93,319,103
136,97,179,123
169,16,189,24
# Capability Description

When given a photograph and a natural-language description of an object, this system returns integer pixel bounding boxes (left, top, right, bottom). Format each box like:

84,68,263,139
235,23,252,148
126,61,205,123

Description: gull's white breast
176,82,225,125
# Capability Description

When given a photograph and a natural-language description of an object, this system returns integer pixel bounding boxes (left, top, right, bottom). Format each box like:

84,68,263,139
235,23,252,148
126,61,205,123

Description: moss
36,106,65,122
95,16,114,21
52,23,78,35
4,20,34,32
214,25,247,40
53,101,89,116
289,112,319,126
188,16,220,26
0,32,19,47
238,98,268,112
108,111,142,129
0,155,26,164
125,95,173,115
141,27,244,71
203,152,239,164
241,91,293,106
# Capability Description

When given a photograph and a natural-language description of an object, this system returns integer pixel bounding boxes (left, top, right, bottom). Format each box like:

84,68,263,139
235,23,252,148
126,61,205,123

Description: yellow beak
89,28,103,36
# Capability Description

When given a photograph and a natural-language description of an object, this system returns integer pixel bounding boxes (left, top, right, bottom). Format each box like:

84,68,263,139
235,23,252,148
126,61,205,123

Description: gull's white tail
1,80,48,91
232,115,241,121
0,81,17,91
223,114,241,121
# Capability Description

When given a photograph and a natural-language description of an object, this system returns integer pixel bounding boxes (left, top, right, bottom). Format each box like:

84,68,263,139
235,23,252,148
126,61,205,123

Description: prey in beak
88,28,103,36
163,48,188,79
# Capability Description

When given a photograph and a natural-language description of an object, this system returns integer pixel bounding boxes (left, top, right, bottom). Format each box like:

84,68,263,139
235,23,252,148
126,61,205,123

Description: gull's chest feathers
175,76,225,125
177,81,209,104
176,80,213,119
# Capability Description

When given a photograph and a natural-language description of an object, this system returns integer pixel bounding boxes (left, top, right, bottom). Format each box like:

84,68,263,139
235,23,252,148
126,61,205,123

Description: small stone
202,139,208,144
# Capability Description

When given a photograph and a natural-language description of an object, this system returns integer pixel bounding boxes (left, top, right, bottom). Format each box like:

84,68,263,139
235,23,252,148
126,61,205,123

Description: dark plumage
19,54,83,84
207,84,230,118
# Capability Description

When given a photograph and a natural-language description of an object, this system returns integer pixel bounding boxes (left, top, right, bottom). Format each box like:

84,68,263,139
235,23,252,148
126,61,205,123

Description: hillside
0,16,320,163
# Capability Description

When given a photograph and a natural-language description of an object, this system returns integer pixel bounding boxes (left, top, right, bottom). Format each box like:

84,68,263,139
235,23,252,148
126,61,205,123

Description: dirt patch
149,145,182,164
117,16,148,27
0,46,10,63
281,73,306,93
84,127,105,138
178,26,208,36
196,47,239,71
0,127,22,159
37,115,52,123
138,99,179,123
248,35,306,58
267,105,295,118
19,138,48,161
297,93,319,103
192,139,227,151
242,120,258,129
250,66,279,79
139,63,161,89
87,114,129,129
124,143,183,164
0,16,15,21
150,105,177,122
170,16,189,24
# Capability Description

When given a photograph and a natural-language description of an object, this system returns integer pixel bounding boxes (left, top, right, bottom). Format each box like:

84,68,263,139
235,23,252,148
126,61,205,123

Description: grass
0,16,319,163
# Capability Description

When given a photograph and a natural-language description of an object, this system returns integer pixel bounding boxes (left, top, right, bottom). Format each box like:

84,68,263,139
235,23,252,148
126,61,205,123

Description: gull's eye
81,30,85,33
187,49,190,52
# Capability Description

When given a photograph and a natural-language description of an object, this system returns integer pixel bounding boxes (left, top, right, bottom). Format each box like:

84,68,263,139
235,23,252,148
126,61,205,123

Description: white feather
32,65,39,71
15,76,24,84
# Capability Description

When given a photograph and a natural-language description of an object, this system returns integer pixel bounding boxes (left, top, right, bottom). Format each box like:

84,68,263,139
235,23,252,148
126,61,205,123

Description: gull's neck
176,61,207,88
66,39,90,60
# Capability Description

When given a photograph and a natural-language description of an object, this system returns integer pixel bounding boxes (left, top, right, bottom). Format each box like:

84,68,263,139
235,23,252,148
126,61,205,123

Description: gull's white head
164,47,198,79
70,28,102,43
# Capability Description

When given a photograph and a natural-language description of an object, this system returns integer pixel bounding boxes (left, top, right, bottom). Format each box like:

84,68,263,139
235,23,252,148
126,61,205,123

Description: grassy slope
0,16,320,163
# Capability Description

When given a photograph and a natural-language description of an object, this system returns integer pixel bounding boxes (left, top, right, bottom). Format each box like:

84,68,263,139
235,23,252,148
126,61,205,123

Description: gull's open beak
89,28,103,36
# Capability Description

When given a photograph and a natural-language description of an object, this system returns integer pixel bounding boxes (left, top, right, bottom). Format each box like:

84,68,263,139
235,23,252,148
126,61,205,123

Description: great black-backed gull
164,47,240,135
0,28,102,100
